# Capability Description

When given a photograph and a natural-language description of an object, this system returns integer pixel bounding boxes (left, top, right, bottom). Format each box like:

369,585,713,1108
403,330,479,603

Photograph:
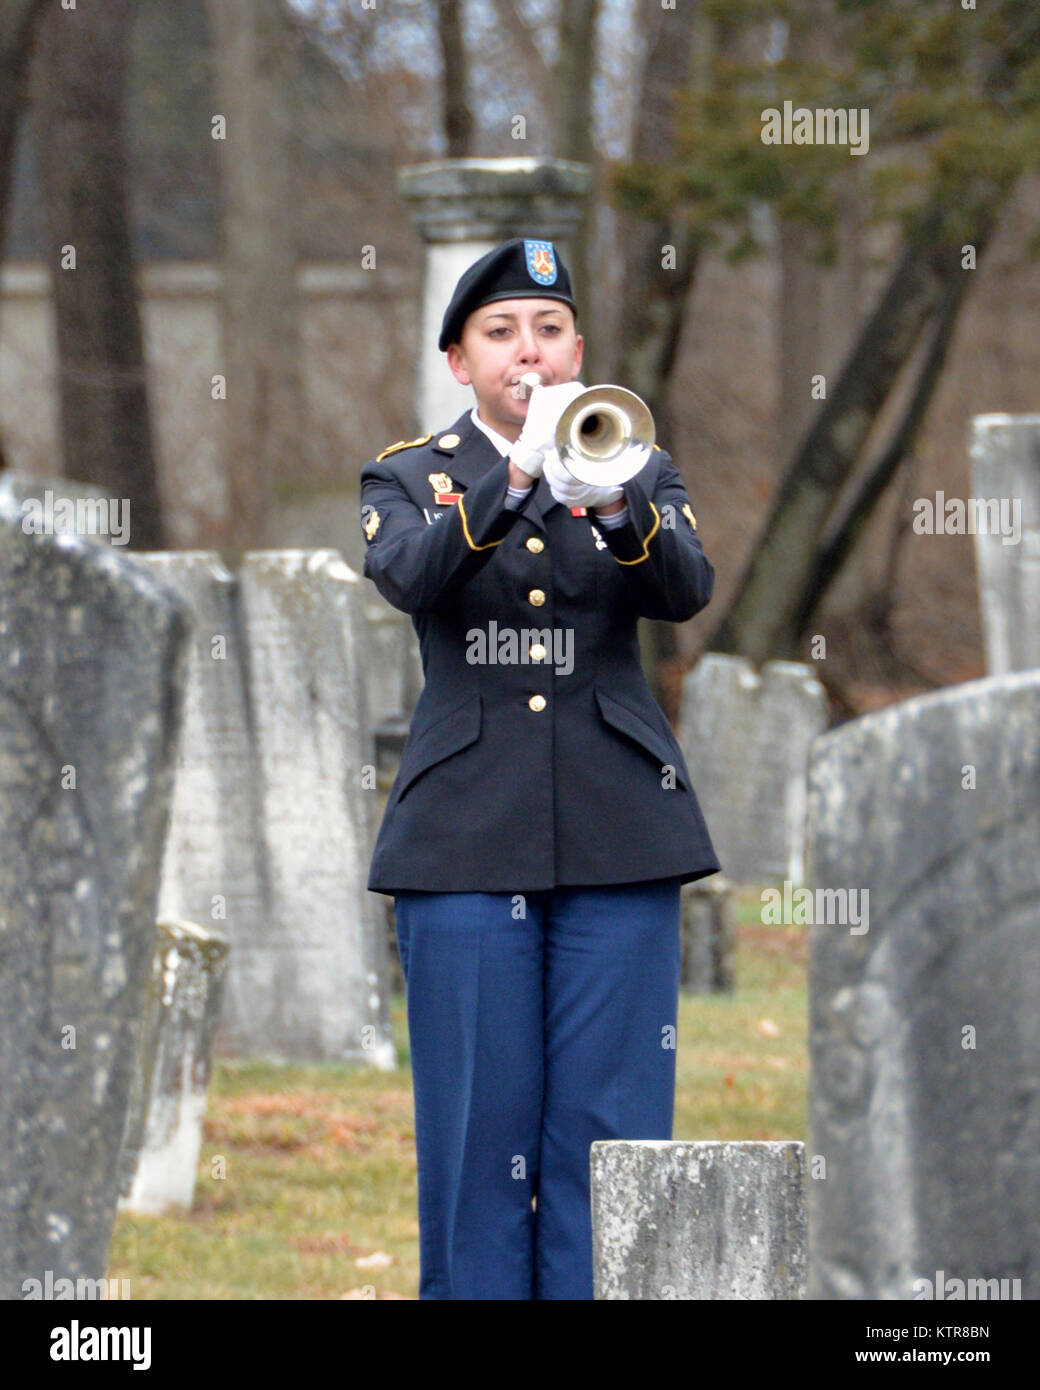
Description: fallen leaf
355,1250,393,1269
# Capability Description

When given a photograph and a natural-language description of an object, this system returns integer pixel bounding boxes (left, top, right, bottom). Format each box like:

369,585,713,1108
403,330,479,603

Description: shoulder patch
375,433,433,463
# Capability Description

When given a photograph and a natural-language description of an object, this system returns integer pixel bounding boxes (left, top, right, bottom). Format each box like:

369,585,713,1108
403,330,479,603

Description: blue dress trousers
359,410,720,1298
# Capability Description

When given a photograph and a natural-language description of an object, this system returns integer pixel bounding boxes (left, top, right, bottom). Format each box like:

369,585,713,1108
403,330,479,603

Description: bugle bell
515,373,656,487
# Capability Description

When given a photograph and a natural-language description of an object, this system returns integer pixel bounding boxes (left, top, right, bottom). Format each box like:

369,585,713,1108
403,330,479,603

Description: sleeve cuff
594,504,629,530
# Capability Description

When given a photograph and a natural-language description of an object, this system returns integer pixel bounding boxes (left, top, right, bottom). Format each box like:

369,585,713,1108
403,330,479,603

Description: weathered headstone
970,414,1040,674
136,553,269,1054
807,670,1040,1299
139,550,394,1067
678,654,828,885
364,596,422,787
0,498,190,1299
237,550,394,1066
591,1140,807,1299
680,876,736,992
117,918,230,1216
363,597,419,731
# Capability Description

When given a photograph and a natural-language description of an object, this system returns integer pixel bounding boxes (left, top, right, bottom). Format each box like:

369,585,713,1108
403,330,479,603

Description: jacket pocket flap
395,693,482,801
594,687,689,790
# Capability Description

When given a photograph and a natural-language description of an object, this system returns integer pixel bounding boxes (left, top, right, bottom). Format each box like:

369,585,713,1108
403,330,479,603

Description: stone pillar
969,414,1040,674
591,1140,807,1299
397,158,593,435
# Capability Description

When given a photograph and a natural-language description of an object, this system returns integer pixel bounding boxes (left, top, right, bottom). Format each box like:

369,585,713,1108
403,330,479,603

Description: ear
570,333,585,380
446,343,472,386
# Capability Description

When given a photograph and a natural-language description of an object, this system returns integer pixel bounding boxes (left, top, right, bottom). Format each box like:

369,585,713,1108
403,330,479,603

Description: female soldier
359,238,719,1300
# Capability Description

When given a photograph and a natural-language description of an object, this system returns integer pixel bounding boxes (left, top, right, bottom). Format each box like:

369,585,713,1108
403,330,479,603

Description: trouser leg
393,889,546,1299
533,879,681,1300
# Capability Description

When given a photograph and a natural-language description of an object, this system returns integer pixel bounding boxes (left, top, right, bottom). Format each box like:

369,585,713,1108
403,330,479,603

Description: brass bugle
555,385,655,487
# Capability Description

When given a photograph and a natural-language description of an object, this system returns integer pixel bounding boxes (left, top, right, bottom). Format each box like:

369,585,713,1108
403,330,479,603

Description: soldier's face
447,299,584,441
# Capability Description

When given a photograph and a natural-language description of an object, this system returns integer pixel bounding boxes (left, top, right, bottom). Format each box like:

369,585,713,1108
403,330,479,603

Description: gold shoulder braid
375,433,433,462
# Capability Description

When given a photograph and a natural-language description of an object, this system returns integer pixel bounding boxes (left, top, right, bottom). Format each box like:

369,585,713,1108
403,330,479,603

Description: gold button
526,536,544,553
437,433,460,449
528,588,546,606
529,643,547,660
528,694,547,712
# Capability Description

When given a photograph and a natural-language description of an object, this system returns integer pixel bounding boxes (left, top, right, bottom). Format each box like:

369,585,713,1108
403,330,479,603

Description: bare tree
611,0,709,705
554,0,599,334
31,0,164,546
488,0,557,122
207,0,304,552
437,0,473,155
0,0,46,264
707,194,1010,663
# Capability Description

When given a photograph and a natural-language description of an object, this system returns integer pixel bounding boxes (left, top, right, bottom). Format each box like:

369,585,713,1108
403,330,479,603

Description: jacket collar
428,410,559,529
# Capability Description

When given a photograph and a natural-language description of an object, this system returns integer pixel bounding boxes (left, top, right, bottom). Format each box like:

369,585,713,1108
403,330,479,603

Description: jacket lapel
427,411,559,531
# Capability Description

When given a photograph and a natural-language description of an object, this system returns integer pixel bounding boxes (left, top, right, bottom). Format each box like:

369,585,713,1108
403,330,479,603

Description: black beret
438,237,577,351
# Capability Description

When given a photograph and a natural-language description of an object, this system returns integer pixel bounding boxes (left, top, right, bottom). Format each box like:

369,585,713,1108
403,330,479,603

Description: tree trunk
32,0,164,547
437,0,473,156
795,275,970,639
706,194,1010,664
207,0,304,553
0,0,46,266
615,0,707,710
778,220,823,463
553,0,599,373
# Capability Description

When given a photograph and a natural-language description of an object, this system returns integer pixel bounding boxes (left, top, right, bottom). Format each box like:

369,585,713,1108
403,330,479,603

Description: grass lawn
107,887,806,1299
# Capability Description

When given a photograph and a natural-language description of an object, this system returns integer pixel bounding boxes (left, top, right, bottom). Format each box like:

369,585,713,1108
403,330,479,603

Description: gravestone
136,554,268,1054
117,918,230,1216
238,550,393,1066
678,654,828,884
680,876,735,993
0,498,190,1299
591,1140,807,1299
970,414,1040,674
140,550,394,1066
807,669,1040,1299
364,596,422,787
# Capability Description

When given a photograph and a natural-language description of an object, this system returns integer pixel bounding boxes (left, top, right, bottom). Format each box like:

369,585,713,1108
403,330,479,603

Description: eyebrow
481,308,565,322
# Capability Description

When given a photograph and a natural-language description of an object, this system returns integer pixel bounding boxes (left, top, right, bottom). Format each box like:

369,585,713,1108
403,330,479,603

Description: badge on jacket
429,472,463,505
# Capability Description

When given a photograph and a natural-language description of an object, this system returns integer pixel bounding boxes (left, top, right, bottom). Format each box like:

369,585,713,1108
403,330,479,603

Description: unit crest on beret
375,433,433,462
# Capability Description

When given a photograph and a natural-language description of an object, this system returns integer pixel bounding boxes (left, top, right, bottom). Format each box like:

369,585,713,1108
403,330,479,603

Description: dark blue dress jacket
359,408,721,895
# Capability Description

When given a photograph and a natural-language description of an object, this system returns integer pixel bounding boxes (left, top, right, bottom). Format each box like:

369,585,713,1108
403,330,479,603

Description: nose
515,324,542,364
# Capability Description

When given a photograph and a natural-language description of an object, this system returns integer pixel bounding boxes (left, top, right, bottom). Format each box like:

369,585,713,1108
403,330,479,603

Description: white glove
509,381,587,480
542,446,626,510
